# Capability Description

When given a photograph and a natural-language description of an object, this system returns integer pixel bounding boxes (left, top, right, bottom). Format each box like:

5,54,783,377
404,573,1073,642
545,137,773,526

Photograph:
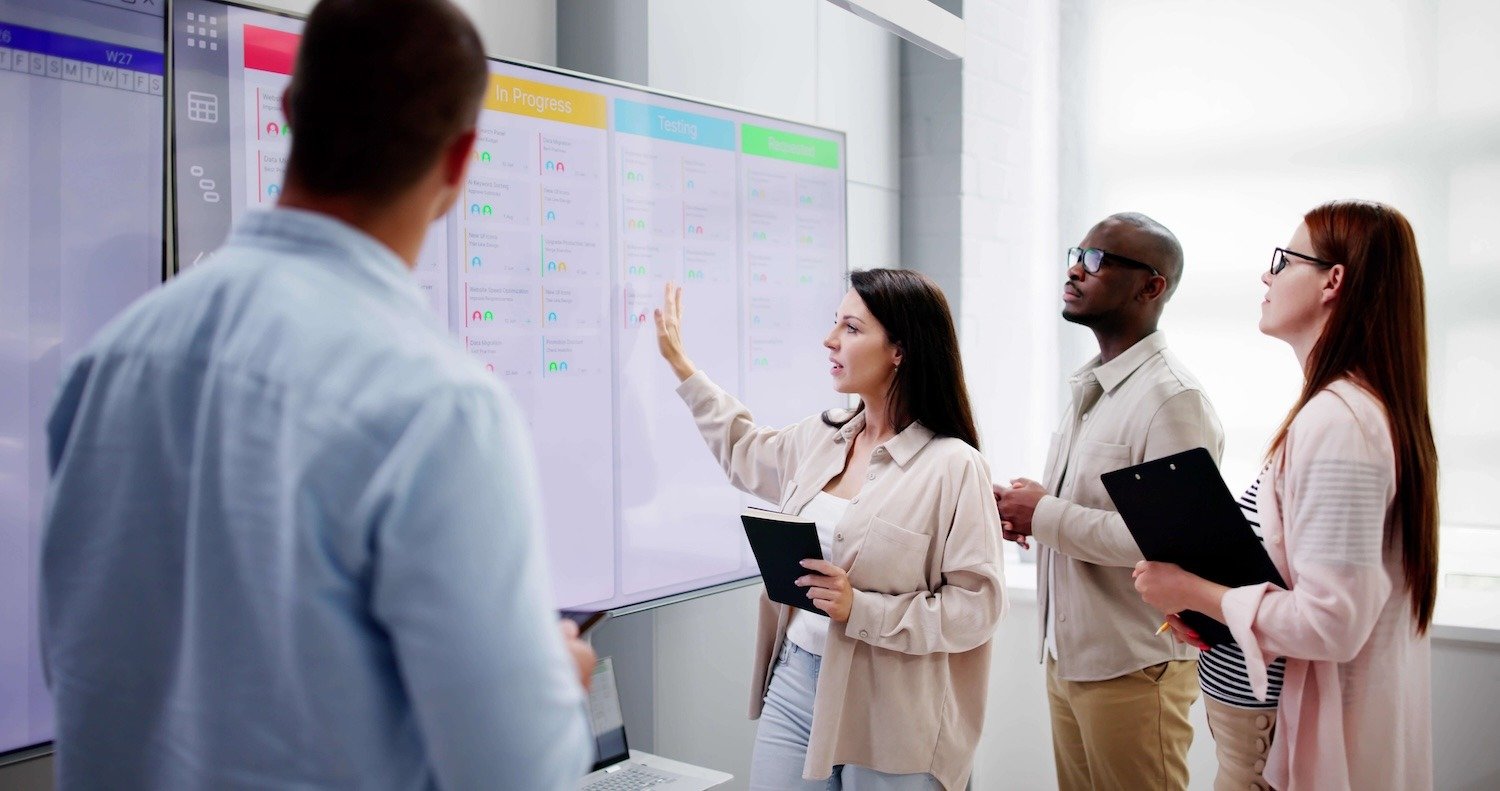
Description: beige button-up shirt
1033,331,1224,681
676,371,1006,791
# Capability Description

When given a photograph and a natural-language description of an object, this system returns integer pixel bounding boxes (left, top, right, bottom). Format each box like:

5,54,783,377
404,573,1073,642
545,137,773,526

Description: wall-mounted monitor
169,0,848,614
0,0,166,760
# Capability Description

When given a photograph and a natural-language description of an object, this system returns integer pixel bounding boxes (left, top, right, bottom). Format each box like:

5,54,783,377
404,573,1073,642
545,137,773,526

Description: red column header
243,25,300,76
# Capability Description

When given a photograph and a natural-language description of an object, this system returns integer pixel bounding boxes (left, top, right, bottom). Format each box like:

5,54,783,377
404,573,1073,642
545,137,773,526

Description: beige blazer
1032,331,1225,681
675,371,1006,791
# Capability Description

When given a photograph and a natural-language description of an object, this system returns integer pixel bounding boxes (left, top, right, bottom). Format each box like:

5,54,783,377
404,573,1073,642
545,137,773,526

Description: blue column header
613,98,735,151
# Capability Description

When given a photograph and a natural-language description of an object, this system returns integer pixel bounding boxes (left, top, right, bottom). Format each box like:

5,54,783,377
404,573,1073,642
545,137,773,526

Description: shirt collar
1076,330,1169,395
833,409,937,468
228,208,427,315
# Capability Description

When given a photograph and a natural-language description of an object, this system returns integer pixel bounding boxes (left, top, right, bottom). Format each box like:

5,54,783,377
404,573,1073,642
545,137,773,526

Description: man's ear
441,128,477,189
1321,264,1345,306
1139,273,1168,302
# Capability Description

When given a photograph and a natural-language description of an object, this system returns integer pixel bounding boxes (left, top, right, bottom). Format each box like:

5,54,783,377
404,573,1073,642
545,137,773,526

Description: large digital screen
0,0,166,758
172,0,847,612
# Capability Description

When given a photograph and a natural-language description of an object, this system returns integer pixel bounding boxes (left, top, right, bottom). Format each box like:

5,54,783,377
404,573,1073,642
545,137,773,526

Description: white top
784,491,851,656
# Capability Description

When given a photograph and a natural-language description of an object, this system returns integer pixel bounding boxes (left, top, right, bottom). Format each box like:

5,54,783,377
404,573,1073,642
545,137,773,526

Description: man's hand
797,559,853,622
995,478,1045,547
992,481,1029,549
558,619,597,692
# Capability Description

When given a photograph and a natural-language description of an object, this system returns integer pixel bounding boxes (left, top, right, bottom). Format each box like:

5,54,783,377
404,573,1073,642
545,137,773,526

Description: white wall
901,0,1063,483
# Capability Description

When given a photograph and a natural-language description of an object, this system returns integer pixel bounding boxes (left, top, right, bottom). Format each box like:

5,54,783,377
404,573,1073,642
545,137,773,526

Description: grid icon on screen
187,91,218,123
184,12,220,49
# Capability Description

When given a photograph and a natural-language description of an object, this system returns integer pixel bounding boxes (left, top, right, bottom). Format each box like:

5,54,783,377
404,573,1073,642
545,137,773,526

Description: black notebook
1100,447,1286,646
740,507,824,614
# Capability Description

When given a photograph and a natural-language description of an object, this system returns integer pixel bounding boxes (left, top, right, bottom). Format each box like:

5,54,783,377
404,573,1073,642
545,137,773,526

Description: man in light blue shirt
40,1,593,787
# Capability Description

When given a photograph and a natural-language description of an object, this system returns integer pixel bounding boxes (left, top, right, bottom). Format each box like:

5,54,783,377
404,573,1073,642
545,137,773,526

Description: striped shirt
1198,472,1286,708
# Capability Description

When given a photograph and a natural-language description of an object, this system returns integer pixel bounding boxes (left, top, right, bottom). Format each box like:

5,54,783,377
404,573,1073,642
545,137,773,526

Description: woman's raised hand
654,282,697,382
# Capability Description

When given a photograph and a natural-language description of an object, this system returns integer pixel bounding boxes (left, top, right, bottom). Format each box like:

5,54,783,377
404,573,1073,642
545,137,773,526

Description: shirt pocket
1069,439,1133,510
849,516,931,594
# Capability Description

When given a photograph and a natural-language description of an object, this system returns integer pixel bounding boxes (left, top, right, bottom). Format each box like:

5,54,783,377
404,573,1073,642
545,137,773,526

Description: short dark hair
823,269,982,450
285,0,487,201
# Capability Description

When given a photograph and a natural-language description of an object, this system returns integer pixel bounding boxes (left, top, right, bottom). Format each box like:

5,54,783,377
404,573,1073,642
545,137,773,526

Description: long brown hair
1266,200,1439,632
823,269,982,450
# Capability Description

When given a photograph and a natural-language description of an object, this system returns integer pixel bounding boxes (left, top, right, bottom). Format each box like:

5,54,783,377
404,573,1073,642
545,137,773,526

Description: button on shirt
41,209,590,790
1032,331,1224,681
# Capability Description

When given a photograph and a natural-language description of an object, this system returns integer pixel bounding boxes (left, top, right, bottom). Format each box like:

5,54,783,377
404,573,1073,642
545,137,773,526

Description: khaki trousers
1046,658,1198,791
1202,695,1277,791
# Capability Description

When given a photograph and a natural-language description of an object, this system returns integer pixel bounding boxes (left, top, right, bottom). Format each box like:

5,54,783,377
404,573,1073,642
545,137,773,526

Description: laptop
579,656,732,790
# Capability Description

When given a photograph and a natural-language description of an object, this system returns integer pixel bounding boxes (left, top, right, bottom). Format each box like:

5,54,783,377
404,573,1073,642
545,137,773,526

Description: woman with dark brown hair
1132,200,1437,790
655,269,1006,790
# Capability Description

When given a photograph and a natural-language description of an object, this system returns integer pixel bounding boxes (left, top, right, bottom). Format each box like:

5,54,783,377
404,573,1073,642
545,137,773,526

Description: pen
1155,620,1171,635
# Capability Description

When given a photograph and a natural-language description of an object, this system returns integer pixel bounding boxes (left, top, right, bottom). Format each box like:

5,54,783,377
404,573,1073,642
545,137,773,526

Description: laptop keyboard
583,763,680,789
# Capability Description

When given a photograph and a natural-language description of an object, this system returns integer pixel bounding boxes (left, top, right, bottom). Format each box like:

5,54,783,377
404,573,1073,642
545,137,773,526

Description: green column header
740,124,840,169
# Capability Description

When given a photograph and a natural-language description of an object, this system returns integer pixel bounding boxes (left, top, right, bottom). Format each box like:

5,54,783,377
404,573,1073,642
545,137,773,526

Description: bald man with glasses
996,212,1224,791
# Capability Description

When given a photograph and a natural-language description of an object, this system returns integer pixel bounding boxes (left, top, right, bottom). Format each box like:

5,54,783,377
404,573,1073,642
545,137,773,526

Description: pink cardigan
1221,380,1432,790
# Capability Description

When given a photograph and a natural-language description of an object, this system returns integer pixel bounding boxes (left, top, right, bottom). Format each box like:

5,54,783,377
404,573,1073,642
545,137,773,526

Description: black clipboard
740,507,824,614
1100,447,1286,646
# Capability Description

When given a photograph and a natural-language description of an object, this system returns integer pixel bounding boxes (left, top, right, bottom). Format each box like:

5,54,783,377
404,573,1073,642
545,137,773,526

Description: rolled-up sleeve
366,385,591,790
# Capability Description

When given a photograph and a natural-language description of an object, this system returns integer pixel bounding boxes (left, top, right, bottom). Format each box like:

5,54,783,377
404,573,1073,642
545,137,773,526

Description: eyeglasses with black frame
1065,247,1162,278
1269,247,1339,276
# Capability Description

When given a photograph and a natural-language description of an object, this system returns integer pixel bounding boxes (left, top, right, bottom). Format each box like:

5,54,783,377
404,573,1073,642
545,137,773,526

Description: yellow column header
484,75,606,128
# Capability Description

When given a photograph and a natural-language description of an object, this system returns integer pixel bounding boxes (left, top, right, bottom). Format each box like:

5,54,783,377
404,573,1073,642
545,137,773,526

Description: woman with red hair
1133,200,1438,790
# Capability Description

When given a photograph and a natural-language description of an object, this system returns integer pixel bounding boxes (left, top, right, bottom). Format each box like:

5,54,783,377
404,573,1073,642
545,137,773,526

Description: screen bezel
586,656,631,773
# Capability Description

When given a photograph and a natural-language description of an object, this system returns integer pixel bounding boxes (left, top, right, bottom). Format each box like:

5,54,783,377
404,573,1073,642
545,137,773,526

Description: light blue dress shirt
41,209,591,789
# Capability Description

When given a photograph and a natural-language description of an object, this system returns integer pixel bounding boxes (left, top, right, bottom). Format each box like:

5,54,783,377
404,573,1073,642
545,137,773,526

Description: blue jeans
749,641,943,791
